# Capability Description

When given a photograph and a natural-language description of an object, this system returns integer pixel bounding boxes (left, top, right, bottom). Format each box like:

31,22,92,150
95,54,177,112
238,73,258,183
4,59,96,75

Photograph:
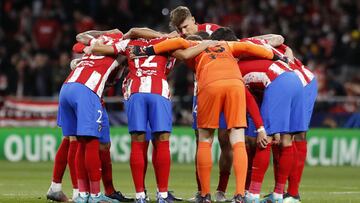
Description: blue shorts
261,72,307,135
145,123,153,141
245,114,257,137
99,107,111,144
192,96,227,129
125,93,172,133
57,83,104,138
304,78,318,130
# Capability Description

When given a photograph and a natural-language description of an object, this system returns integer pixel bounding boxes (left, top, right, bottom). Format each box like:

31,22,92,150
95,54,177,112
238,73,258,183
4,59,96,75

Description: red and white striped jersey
64,34,122,97
238,38,292,90
243,38,315,86
238,59,292,90
275,44,315,86
113,38,176,100
197,23,221,35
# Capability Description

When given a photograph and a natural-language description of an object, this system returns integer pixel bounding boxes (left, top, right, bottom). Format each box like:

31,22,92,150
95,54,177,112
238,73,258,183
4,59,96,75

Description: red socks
75,138,101,194
152,141,158,185
143,142,149,188
154,140,171,192
85,138,101,194
76,140,89,192
272,144,281,183
52,138,70,183
249,145,271,194
68,140,78,189
99,148,115,195
274,145,295,194
287,141,307,196
130,141,147,192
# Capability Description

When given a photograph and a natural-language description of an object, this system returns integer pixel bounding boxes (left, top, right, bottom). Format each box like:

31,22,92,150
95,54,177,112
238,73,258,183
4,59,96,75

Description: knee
293,132,307,142
154,132,170,141
131,132,146,142
281,134,293,147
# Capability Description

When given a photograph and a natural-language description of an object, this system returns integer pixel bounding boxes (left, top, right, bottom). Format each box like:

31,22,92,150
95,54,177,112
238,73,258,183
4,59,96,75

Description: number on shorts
96,110,102,124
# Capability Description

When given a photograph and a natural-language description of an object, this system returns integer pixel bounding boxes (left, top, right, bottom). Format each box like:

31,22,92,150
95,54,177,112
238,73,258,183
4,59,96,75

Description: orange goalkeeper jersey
152,37,274,92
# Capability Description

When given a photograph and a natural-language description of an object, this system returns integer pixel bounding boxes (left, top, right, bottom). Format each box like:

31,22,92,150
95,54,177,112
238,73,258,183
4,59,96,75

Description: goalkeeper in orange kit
131,28,283,203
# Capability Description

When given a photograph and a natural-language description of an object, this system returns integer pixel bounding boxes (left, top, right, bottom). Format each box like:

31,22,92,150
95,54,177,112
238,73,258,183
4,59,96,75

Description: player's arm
252,34,284,47
76,29,121,44
229,41,288,62
85,39,130,55
131,37,192,58
152,37,192,54
245,88,268,148
123,27,179,39
171,40,217,60
123,27,165,39
88,43,115,55
70,58,81,70
245,88,263,130
229,41,274,59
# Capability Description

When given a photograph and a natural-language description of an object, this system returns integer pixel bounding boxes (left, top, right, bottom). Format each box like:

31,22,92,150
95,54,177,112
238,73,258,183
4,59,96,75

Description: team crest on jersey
98,123,102,132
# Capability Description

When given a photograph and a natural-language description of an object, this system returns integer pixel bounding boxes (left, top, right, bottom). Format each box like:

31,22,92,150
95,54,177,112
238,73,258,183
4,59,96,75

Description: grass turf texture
0,161,359,203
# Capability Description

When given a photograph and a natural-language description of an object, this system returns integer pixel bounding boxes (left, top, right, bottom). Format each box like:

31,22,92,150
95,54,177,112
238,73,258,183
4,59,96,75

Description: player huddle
46,5,317,203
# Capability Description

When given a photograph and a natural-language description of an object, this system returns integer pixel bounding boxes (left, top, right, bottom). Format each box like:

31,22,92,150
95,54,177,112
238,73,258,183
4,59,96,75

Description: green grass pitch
0,161,359,203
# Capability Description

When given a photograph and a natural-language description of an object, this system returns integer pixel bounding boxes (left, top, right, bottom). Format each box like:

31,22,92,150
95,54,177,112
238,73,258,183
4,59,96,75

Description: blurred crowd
0,0,359,123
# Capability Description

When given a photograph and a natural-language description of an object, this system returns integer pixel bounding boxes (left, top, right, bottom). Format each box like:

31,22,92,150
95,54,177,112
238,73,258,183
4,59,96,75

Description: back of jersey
65,34,122,97
193,41,243,92
121,38,175,99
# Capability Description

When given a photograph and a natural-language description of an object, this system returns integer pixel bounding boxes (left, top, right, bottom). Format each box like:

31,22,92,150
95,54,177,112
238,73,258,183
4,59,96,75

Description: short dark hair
186,35,203,41
169,6,192,29
195,31,210,40
210,27,238,41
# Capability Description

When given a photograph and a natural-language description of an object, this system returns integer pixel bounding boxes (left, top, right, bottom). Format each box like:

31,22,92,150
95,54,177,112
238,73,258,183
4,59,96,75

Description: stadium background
0,0,359,202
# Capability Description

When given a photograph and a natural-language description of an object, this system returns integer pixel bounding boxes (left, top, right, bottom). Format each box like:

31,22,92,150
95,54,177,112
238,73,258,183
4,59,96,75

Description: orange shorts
197,79,247,129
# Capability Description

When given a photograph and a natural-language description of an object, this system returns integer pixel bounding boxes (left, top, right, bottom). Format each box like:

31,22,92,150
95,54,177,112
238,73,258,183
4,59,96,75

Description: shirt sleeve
228,41,274,59
113,39,130,55
245,88,264,129
276,44,288,52
153,37,192,54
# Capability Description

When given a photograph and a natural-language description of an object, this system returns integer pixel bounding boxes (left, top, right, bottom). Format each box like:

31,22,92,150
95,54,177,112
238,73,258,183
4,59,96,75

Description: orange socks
197,141,248,196
196,142,212,196
232,142,248,196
